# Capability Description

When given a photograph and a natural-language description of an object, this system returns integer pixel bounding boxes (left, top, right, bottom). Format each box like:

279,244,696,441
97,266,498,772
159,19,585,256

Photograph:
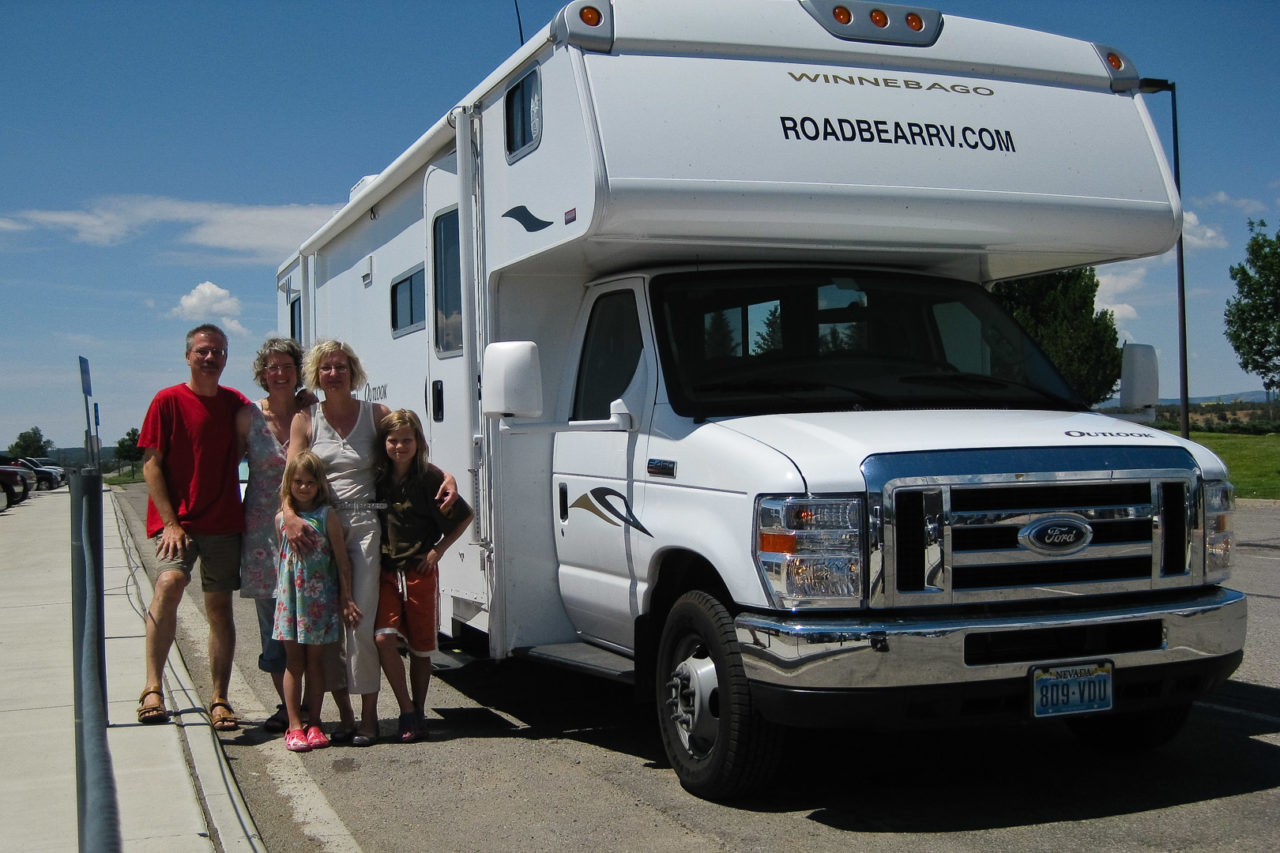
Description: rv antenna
513,0,526,44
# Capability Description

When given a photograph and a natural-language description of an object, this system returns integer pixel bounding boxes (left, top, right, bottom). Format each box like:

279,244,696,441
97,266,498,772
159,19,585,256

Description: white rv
278,0,1245,799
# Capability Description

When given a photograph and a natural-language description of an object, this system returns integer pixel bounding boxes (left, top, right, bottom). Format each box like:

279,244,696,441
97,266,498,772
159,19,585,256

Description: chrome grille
864,447,1204,608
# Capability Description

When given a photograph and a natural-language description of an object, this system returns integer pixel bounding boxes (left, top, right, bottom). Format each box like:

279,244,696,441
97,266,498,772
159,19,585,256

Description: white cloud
170,281,249,336
10,194,338,263
1095,259,1155,332
1181,210,1229,251
1193,190,1266,215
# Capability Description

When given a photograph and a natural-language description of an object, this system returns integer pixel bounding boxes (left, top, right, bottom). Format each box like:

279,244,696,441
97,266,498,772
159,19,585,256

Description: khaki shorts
153,532,242,593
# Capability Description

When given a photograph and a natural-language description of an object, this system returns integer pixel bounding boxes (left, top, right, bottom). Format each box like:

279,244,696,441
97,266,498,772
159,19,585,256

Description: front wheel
655,591,780,800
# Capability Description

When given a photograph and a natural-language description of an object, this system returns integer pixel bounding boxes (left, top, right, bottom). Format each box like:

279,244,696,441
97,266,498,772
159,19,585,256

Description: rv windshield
651,268,1085,419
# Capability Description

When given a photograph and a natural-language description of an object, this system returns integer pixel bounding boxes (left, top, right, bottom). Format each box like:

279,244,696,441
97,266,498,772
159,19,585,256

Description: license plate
1030,660,1113,718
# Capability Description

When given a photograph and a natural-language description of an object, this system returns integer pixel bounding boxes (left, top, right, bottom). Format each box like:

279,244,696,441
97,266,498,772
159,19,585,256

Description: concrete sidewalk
0,486,261,851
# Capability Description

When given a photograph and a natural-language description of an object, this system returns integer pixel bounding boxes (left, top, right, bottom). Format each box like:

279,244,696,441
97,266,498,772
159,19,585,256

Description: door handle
432,380,444,422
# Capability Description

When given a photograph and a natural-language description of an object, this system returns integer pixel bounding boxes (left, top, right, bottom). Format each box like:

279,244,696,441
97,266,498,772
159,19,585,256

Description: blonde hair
280,450,332,512
302,339,367,391
376,409,430,485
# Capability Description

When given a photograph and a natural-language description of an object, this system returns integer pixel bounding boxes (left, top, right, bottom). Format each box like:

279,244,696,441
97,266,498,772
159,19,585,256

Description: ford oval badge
1018,514,1093,556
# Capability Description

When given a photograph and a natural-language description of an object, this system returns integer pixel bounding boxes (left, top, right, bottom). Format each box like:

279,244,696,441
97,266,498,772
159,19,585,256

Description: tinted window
391,269,426,336
572,291,643,421
433,210,463,354
652,268,1083,418
505,68,541,161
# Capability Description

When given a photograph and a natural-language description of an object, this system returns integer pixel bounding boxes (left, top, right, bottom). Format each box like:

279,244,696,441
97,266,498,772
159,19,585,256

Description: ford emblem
1018,514,1093,556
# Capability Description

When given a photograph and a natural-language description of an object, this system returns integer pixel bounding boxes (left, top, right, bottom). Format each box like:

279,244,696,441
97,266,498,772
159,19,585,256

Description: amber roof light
832,5,853,25
579,6,602,27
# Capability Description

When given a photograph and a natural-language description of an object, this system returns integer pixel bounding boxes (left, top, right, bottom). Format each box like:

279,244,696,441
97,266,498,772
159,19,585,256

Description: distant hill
1098,389,1270,409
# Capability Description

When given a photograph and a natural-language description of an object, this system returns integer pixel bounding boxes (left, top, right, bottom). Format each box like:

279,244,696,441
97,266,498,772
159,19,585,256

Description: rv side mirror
1120,343,1158,410
482,341,543,418
608,398,634,431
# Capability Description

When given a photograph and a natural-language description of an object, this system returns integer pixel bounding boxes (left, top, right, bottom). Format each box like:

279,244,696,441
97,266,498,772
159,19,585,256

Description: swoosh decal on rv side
502,205,553,232
568,487,652,537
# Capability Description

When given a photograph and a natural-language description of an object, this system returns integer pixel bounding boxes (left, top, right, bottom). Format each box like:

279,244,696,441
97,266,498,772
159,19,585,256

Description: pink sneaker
305,725,331,749
285,729,311,752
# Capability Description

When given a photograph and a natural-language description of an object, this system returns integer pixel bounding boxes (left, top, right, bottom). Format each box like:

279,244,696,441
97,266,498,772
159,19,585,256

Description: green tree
1224,219,1280,393
990,267,1122,407
8,426,54,458
752,305,783,354
115,428,143,463
704,310,738,358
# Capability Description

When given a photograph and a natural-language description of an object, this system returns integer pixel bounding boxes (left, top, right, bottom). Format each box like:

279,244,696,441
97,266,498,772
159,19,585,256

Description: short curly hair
251,337,303,392
302,339,367,391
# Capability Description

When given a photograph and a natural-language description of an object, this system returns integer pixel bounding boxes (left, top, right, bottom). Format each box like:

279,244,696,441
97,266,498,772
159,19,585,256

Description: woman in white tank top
284,340,455,745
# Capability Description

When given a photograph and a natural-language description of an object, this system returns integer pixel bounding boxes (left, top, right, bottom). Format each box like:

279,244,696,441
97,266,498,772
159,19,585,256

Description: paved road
116,485,1280,852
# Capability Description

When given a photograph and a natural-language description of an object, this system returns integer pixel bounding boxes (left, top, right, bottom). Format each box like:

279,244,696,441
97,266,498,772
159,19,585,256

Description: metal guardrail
70,468,123,852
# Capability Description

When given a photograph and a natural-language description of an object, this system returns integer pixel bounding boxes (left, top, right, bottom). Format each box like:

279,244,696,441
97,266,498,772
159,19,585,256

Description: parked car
0,456,59,490
0,465,31,506
22,457,65,487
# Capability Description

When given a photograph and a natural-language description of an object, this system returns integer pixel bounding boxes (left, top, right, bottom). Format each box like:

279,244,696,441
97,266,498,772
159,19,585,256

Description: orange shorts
374,566,439,656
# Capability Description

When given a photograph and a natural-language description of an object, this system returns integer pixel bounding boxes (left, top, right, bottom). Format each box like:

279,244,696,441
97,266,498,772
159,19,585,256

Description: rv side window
289,296,302,343
433,210,463,355
572,291,642,421
390,268,426,338
505,68,541,162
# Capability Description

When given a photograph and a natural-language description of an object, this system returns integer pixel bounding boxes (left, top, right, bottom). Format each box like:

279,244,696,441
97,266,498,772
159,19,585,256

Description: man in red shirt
136,324,250,730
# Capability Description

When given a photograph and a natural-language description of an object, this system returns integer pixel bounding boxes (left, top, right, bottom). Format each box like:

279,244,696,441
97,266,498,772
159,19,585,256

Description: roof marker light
906,12,924,31
1106,52,1125,71
832,5,853,25
869,8,889,28
579,6,602,27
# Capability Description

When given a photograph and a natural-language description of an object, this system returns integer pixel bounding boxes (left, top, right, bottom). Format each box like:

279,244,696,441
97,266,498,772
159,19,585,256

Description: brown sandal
209,700,240,731
137,687,168,724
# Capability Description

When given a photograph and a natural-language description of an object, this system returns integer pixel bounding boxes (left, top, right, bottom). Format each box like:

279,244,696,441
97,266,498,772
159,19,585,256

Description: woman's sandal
263,704,289,734
137,687,168,725
209,700,240,732
398,712,418,744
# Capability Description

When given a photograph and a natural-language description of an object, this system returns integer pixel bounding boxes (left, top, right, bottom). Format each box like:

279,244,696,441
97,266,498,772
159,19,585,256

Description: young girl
273,450,361,752
374,409,473,743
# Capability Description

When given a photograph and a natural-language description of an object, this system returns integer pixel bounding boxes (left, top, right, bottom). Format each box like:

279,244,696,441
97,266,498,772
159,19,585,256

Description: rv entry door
424,160,489,626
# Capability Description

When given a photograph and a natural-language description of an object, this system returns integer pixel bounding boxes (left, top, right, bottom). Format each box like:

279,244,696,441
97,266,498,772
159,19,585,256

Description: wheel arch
634,548,733,695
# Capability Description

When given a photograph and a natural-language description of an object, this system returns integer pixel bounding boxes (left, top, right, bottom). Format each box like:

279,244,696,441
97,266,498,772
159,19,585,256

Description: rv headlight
755,496,863,609
1204,480,1234,577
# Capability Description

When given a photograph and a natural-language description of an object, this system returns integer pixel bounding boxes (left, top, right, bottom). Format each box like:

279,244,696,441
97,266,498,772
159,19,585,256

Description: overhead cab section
535,0,1179,282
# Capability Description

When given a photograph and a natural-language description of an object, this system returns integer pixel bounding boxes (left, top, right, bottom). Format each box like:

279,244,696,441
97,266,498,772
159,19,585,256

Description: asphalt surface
115,483,1280,853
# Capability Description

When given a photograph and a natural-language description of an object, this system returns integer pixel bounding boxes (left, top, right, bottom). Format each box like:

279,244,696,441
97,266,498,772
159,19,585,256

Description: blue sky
2,1,1276,451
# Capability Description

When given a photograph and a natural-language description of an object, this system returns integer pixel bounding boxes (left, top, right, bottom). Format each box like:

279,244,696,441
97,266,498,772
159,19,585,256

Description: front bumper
736,586,1246,726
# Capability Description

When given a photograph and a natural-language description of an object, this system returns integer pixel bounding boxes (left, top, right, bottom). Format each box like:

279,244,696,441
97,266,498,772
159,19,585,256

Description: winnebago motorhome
278,0,1244,799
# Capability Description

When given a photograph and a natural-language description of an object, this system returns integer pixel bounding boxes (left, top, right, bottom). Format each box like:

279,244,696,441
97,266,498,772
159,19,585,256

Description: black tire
1066,703,1191,752
655,590,780,800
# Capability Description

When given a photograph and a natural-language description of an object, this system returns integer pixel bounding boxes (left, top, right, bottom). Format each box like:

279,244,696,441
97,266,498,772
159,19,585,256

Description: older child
274,450,361,752
374,409,473,743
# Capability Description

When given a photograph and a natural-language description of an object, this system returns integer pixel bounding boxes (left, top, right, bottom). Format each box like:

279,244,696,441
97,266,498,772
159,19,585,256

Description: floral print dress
272,506,339,644
240,403,287,599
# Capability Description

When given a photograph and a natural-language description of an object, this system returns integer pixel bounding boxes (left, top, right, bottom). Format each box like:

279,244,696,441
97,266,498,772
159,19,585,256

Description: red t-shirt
139,383,250,537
